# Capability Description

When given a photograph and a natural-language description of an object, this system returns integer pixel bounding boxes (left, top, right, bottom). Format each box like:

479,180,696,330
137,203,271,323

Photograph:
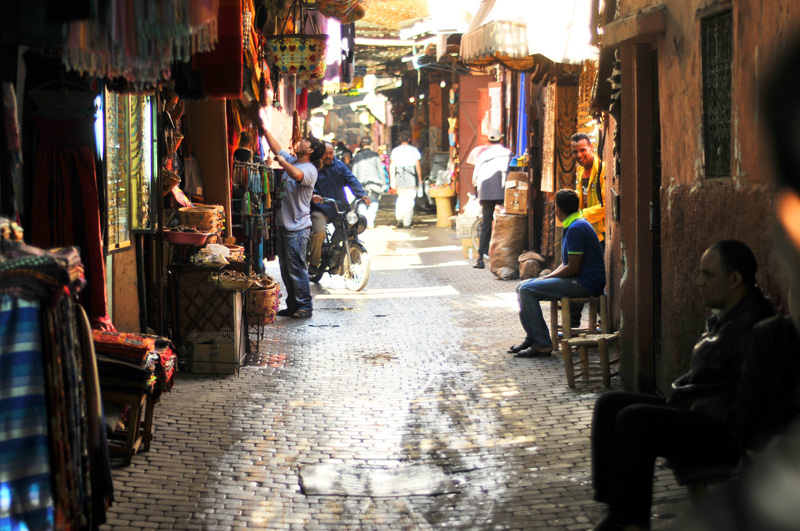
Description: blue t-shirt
562,213,606,295
277,150,317,231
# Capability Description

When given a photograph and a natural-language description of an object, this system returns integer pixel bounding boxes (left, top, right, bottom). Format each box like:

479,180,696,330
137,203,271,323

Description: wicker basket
178,205,223,232
265,34,328,82
456,216,477,239
212,272,253,291
248,284,280,325
224,244,245,262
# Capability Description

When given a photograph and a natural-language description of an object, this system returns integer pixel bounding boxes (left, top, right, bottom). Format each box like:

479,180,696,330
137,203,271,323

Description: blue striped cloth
0,295,54,531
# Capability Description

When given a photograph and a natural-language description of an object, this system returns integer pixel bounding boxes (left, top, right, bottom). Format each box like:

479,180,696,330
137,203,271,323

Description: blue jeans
276,227,312,312
516,277,590,348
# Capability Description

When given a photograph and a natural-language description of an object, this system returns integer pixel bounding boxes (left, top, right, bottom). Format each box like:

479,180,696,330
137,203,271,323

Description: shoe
277,308,294,317
508,341,531,354
291,309,312,319
308,264,320,277
592,516,625,531
473,258,485,269
514,345,553,358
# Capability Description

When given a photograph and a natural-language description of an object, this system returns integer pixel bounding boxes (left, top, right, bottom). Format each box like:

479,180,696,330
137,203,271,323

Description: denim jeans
515,277,590,348
276,227,312,312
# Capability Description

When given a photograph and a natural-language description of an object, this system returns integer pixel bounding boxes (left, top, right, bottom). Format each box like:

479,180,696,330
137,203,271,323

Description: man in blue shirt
308,142,370,275
511,189,606,357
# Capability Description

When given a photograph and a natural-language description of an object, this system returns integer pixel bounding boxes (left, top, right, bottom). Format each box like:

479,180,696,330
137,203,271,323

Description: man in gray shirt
263,130,325,319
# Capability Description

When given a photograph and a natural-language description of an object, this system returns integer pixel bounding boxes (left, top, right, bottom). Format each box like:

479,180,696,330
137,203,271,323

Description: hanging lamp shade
316,0,370,24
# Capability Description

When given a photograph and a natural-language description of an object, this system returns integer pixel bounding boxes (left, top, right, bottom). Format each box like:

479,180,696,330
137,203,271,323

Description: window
701,9,733,178
104,90,158,251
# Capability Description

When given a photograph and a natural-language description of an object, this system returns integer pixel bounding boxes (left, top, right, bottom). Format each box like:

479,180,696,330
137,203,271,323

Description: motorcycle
308,197,371,291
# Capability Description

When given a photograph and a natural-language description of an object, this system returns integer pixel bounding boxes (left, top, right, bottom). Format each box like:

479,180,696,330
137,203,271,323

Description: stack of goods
223,244,245,262
93,331,177,402
178,205,225,244
248,273,281,325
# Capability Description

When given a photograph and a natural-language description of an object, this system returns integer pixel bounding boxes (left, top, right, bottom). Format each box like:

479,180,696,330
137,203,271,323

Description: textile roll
196,0,243,98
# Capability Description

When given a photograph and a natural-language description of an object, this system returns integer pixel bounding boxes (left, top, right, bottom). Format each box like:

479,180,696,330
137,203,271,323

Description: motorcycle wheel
343,242,370,291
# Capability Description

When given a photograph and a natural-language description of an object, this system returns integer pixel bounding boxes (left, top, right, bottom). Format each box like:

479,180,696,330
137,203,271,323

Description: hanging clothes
29,114,111,328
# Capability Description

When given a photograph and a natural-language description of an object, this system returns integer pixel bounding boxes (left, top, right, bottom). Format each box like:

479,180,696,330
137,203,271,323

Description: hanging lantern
316,0,370,24
264,0,328,83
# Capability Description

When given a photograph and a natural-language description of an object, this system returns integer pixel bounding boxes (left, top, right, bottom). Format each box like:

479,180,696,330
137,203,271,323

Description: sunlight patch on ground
315,285,460,300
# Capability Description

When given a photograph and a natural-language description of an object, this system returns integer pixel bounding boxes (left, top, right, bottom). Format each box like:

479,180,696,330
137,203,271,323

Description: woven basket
248,284,280,325
265,34,328,82
224,244,245,262
212,272,253,291
178,205,223,232
161,169,181,196
456,216,477,239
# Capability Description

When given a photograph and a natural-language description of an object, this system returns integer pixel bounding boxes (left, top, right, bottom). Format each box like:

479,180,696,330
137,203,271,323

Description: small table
103,390,155,465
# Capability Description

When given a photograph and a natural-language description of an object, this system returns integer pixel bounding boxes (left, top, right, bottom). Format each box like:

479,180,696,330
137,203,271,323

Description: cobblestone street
102,205,688,530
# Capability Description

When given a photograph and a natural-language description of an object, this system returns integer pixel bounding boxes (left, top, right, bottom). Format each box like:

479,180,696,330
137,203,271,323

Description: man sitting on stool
511,189,606,357
590,240,774,531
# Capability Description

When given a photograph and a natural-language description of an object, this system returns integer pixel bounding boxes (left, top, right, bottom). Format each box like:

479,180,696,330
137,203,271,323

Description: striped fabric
0,295,54,531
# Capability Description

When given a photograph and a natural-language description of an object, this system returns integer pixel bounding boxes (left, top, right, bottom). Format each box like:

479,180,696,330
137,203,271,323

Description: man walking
263,129,325,319
308,142,369,276
472,129,513,269
389,130,422,229
350,137,385,229
510,189,606,357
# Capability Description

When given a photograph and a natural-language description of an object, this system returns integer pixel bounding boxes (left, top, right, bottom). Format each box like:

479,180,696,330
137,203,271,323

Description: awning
460,0,597,70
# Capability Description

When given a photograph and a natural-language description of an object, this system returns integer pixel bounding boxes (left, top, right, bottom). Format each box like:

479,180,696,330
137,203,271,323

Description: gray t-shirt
277,150,318,231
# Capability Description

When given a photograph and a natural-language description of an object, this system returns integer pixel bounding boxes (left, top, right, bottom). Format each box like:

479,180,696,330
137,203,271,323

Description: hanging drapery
63,0,220,87
316,0,370,24
29,113,111,328
555,84,578,190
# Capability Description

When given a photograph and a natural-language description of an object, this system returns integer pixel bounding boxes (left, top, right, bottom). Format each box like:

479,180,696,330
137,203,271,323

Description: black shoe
277,308,294,317
308,264,319,276
514,345,553,358
473,258,485,269
592,516,624,531
508,341,531,353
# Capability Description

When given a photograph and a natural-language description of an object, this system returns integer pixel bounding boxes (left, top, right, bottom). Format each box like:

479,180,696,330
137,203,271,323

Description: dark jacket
350,148,385,196
311,158,365,220
734,315,800,450
669,288,774,427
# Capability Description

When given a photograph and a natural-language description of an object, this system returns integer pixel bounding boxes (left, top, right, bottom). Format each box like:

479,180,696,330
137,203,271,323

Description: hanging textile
340,22,355,84
516,73,528,159
196,0,243,98
29,113,111,328
323,18,342,94
63,0,220,88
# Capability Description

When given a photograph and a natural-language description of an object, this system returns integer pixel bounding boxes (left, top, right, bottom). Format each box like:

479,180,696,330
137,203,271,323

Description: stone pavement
102,204,691,530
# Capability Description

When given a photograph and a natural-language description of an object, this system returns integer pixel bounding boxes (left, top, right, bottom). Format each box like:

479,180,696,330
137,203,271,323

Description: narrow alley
102,212,687,530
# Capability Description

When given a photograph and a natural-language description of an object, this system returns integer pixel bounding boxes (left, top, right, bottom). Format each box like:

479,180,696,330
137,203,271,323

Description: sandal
291,309,312,319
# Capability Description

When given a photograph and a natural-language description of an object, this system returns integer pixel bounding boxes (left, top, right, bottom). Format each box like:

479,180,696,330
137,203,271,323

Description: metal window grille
702,10,733,178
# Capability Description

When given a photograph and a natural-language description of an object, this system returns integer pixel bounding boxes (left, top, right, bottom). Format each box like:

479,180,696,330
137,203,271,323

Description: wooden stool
560,332,619,388
550,294,608,350
103,390,155,465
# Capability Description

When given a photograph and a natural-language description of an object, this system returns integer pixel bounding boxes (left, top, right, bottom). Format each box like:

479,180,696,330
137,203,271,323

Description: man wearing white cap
472,129,513,268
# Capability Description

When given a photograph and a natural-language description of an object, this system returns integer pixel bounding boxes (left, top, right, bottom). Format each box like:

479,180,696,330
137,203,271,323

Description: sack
518,250,545,280
488,213,528,280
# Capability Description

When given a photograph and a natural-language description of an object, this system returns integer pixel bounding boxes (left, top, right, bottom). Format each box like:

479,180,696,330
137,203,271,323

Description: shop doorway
650,51,665,395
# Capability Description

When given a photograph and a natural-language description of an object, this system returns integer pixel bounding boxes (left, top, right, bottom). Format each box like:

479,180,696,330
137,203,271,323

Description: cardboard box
504,180,529,215
189,338,239,374
506,171,529,184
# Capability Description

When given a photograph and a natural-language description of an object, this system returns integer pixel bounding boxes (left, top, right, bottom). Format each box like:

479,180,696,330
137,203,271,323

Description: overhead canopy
460,0,597,70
